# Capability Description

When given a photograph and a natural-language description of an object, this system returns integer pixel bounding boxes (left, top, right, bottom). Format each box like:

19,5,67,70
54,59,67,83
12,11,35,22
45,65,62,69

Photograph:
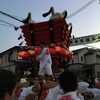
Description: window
70,39,73,43
80,39,83,42
98,36,100,39
75,39,78,43
0,57,2,64
80,56,84,62
4,55,8,64
92,37,95,41
8,51,13,61
86,38,90,42
97,72,100,78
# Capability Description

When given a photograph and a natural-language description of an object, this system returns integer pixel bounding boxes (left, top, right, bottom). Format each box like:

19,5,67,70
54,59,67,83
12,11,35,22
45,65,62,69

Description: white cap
78,81,89,92
20,78,27,83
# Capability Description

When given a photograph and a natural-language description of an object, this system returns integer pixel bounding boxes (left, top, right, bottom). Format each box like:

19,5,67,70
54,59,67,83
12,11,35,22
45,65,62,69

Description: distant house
0,46,22,72
69,47,100,80
0,46,35,76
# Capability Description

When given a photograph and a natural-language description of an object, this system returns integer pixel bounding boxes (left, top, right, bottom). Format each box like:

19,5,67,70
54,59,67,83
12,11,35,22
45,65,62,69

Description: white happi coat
36,47,53,76
45,85,84,100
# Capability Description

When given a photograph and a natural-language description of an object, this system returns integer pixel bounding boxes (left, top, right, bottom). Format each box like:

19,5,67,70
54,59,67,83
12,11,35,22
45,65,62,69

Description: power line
0,10,32,24
68,0,96,18
0,19,17,27
0,8,23,20
0,0,97,27
0,19,19,30
0,23,12,27
0,10,23,23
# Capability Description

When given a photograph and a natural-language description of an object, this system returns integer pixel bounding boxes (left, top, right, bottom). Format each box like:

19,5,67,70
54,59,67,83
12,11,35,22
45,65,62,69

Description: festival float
18,7,73,75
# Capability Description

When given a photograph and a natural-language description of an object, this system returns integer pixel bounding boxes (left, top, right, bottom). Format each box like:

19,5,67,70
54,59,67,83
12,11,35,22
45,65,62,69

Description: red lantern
49,48,56,55
64,51,73,61
60,48,66,55
55,46,62,55
18,51,30,59
28,49,35,56
34,47,41,56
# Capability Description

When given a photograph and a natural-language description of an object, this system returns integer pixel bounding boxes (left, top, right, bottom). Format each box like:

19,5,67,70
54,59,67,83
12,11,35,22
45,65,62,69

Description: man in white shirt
45,85,63,100
78,81,100,100
46,70,84,100
18,86,34,100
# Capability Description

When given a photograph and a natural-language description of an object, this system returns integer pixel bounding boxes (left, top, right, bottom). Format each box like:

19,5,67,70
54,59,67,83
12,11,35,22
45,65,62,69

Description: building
0,46,35,77
69,47,100,80
0,46,21,72
70,33,100,46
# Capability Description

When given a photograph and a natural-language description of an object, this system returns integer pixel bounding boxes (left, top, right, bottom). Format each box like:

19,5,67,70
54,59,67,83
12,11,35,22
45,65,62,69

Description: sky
0,0,100,52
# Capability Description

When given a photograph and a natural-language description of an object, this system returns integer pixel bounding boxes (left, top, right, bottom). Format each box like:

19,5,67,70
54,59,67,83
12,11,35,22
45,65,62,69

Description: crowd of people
1,68,100,100
1,44,100,100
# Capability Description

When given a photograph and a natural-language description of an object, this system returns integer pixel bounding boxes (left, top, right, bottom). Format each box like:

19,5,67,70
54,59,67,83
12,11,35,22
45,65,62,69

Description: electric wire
0,19,19,30
68,0,96,18
0,10,23,23
0,0,97,23
0,0,97,30
0,23,12,27
0,19,17,27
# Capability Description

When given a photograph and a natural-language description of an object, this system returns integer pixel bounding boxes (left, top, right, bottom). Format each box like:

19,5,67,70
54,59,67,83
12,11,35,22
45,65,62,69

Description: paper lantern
60,48,67,55
18,51,30,59
34,47,41,56
28,49,35,56
64,51,73,61
49,48,56,55
55,46,62,54
55,46,69,56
